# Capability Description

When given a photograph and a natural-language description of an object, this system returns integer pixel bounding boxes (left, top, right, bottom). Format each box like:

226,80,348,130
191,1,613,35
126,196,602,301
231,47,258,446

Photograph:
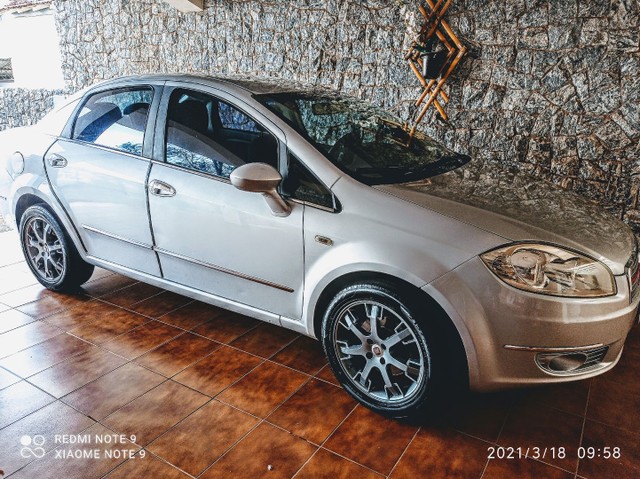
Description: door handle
46,153,68,168
149,180,176,197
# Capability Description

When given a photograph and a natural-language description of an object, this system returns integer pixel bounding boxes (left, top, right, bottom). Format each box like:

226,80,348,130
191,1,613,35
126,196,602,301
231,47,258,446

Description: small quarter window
72,87,153,156
283,153,335,210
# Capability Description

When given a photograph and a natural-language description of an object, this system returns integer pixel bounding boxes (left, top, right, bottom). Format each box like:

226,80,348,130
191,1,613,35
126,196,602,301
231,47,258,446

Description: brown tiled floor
1,230,639,479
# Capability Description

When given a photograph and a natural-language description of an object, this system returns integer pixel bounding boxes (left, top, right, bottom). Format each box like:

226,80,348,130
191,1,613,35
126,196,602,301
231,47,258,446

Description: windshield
257,92,470,185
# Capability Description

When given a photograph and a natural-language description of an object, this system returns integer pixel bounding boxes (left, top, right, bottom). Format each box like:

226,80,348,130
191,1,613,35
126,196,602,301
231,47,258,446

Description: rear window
36,99,80,137
72,87,153,156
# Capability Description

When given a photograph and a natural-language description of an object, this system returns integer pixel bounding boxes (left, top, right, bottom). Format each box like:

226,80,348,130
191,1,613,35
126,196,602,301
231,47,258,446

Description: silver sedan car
1,75,638,418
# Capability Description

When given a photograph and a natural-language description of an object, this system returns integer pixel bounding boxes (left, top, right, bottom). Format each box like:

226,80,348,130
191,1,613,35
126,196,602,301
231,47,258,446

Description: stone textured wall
0,88,63,131
49,0,640,229
434,0,640,229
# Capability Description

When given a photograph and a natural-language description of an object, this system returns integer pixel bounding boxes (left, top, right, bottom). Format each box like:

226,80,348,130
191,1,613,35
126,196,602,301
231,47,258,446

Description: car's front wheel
19,204,94,291
322,281,444,419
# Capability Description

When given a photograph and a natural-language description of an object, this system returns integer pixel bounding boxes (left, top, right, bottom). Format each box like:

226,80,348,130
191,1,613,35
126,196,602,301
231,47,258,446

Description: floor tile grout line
95,320,186,361
157,339,227,381
83,278,143,298
0,321,67,361
60,307,157,342
99,449,198,479
154,298,202,320
0,281,41,300
131,332,224,380
492,393,514,447
12,293,95,320
97,322,320,398
163,338,325,396
60,308,312,383
290,448,323,479
94,375,199,437
55,362,171,419
575,380,592,478
215,367,315,420
196,373,318,479
140,355,275,460
96,296,181,321
0,375,140,450
384,423,421,478
124,294,195,319
30,295,129,328
576,413,640,436
17,320,128,378
0,384,57,432
140,395,227,457
268,408,386,479
0,365,21,390
1,332,96,380
313,404,386,478
97,289,168,312
187,322,260,345
194,418,265,478
479,394,516,479
24,351,149,408
0,308,41,335
3,406,113,478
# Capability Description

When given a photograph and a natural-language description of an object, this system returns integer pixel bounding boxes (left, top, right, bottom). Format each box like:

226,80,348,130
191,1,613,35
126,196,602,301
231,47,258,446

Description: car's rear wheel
322,281,445,419
19,204,94,291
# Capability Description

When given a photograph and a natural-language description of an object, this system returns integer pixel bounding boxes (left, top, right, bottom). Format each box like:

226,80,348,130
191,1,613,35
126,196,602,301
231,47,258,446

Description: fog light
547,353,587,372
535,345,609,375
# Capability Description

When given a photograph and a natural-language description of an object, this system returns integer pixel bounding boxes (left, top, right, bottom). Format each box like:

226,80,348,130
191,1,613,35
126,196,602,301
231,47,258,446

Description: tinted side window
165,88,278,179
283,153,334,209
72,88,153,155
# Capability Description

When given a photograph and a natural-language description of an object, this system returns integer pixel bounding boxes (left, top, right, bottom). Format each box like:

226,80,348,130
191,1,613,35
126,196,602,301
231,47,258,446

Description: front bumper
426,256,639,391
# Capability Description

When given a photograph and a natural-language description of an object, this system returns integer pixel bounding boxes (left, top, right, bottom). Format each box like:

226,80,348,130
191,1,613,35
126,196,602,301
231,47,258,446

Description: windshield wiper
355,154,471,183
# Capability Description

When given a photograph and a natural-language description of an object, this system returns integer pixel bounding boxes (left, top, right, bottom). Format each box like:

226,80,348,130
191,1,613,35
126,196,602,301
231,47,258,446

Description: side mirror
230,163,291,217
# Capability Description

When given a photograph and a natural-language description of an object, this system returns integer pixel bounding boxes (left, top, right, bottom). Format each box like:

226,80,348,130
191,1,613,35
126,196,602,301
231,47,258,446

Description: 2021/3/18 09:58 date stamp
487,446,622,460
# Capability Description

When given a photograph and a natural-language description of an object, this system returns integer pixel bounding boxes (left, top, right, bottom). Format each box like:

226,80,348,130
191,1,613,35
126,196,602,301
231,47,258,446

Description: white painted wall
0,7,64,88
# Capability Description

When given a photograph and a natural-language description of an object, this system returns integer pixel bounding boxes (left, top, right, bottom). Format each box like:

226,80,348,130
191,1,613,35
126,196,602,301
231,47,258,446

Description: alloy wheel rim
333,300,426,403
23,216,66,283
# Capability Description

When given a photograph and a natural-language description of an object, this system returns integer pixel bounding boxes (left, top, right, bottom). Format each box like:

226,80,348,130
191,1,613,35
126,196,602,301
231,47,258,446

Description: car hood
375,159,634,275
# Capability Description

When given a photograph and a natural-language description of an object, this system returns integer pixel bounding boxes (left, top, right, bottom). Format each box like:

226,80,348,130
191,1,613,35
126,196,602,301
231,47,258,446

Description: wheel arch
15,193,46,228
312,270,469,389
13,189,88,257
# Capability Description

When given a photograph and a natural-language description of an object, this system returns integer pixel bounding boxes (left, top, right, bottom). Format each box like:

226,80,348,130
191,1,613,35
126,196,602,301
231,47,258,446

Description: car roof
93,73,319,98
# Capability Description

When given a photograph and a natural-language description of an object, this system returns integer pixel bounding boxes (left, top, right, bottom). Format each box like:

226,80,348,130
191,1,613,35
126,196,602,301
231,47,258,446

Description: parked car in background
1,74,638,418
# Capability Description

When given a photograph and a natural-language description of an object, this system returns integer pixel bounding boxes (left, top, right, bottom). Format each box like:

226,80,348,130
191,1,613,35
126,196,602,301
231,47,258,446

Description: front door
44,85,161,276
148,86,304,320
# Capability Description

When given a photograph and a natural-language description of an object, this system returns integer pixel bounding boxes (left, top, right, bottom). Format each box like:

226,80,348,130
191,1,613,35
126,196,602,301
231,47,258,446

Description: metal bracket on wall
404,0,467,138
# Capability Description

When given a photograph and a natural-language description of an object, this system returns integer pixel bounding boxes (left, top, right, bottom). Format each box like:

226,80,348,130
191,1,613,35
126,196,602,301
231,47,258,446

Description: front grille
535,345,610,376
627,240,640,302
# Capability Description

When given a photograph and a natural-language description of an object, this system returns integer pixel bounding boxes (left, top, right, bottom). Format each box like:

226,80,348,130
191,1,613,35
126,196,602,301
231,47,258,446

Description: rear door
147,84,304,320
44,84,162,275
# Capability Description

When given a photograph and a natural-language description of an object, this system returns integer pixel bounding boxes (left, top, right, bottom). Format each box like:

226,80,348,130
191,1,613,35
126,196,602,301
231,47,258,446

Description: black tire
19,204,94,292
321,281,449,419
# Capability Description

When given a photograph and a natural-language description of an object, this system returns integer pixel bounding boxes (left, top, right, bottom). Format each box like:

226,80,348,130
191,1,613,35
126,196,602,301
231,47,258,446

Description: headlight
481,243,616,298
